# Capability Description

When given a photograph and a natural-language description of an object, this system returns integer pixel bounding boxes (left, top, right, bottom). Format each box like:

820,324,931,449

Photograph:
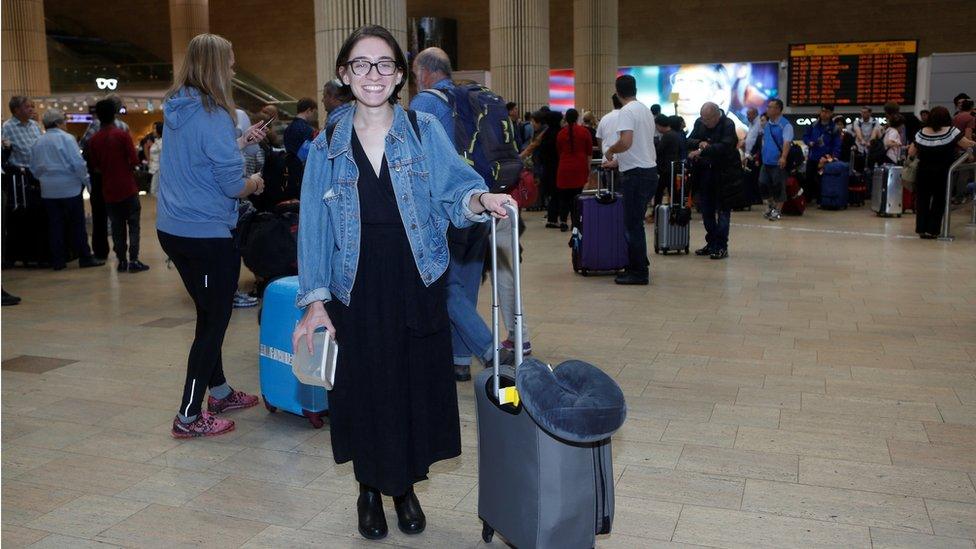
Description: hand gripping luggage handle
490,202,523,404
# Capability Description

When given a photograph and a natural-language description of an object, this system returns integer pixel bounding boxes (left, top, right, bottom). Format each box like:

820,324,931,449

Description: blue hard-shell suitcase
258,276,328,428
819,161,850,210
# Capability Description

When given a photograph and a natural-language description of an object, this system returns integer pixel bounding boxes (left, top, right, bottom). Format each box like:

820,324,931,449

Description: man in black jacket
687,102,739,260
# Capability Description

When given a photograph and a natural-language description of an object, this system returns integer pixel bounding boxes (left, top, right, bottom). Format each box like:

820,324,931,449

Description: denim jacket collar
323,103,410,160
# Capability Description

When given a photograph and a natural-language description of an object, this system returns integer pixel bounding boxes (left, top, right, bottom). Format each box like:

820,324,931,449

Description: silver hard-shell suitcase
871,164,904,217
475,204,615,548
654,160,691,254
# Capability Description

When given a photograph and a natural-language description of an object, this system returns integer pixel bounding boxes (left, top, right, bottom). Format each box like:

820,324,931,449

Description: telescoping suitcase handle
490,202,523,404
583,159,616,196
670,160,687,205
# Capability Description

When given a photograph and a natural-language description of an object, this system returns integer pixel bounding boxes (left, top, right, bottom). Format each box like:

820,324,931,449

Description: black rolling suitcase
3,171,55,267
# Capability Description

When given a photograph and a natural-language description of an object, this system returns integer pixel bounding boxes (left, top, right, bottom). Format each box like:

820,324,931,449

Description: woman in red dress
550,108,593,231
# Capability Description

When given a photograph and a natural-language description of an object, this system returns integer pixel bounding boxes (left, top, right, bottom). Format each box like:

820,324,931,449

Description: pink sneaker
501,339,532,356
207,390,260,414
171,411,235,439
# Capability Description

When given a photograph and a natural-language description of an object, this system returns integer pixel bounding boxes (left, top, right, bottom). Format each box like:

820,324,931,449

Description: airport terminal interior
2,1,976,548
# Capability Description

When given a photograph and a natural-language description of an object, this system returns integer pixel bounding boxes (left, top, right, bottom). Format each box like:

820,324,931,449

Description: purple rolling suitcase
571,165,628,276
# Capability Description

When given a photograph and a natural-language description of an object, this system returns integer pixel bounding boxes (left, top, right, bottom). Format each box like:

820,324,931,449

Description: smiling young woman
291,25,513,541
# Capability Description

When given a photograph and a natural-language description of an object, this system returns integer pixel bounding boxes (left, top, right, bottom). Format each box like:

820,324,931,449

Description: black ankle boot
393,487,426,535
357,484,388,540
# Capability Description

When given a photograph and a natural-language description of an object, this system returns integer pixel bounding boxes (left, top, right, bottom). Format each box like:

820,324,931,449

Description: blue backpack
422,83,522,192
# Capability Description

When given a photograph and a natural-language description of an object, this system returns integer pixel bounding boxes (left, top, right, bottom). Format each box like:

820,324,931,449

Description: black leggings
158,231,240,418
915,175,946,236
548,188,582,224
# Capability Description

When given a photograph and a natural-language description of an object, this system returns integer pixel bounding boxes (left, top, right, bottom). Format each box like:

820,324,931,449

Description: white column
169,0,210,77
314,0,408,125
1,0,51,110
573,0,618,118
489,0,549,113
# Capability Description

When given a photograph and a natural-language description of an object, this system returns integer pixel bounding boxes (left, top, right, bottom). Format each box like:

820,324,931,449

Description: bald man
687,102,739,259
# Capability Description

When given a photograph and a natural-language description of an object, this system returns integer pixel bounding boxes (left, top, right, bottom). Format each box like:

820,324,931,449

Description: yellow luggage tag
498,386,520,407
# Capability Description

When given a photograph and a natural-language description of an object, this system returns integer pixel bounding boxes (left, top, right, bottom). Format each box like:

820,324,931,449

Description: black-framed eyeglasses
345,59,400,77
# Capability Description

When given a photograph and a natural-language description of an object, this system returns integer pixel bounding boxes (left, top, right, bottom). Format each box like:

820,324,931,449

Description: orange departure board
788,41,917,106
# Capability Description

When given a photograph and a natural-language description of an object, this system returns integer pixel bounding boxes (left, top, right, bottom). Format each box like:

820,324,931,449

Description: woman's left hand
237,121,268,149
476,192,514,219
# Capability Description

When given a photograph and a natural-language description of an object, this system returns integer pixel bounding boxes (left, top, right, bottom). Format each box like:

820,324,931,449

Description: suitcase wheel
685,246,690,254
263,396,277,413
580,269,589,277
482,522,494,543
302,409,326,429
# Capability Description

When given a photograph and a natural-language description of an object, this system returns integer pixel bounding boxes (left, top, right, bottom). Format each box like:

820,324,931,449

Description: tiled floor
3,198,976,548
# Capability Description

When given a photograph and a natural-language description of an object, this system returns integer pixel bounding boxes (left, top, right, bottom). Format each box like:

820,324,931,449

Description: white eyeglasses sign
96,78,119,90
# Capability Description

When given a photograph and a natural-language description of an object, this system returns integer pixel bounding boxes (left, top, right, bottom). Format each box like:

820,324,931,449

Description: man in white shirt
603,75,657,285
595,94,623,159
853,106,877,157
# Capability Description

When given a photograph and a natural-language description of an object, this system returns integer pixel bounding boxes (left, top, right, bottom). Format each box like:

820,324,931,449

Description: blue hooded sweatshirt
156,87,245,238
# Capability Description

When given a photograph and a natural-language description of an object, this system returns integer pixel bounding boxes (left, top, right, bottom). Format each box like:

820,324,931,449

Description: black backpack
867,135,887,167
421,83,522,192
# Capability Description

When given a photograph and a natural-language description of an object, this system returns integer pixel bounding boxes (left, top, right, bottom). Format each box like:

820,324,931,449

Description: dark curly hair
334,25,407,106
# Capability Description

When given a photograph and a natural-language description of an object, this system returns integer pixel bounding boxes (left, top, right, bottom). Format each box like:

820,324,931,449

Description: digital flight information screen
788,40,917,106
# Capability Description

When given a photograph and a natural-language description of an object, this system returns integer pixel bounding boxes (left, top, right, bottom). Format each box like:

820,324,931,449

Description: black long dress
325,129,462,497
914,128,963,236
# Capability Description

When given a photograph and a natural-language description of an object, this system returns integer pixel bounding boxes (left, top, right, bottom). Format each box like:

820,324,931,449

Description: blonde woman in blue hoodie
157,34,267,438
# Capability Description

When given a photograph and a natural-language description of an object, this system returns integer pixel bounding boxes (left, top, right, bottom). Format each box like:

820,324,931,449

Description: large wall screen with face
550,62,780,132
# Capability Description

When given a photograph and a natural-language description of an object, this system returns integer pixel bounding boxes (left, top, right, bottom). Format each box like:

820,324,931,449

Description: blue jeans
698,190,731,251
620,167,658,276
446,224,492,366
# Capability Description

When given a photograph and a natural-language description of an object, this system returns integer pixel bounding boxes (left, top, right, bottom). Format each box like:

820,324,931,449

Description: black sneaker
710,248,729,260
545,222,559,229
117,261,128,273
127,260,150,273
559,223,569,232
454,364,471,382
614,272,649,285
2,289,21,306
79,257,105,268
694,246,713,256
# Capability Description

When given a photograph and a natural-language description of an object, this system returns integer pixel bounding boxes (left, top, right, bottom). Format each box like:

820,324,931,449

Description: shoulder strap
420,88,452,107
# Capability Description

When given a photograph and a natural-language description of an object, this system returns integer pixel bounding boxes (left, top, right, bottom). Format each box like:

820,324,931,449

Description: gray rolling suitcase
871,164,904,217
475,204,619,549
654,160,691,254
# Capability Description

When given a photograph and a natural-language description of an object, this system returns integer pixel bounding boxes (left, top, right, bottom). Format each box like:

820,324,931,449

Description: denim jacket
297,104,489,307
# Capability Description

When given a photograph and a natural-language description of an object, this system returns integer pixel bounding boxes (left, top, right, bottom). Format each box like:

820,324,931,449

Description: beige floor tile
672,504,871,548
9,420,104,451
763,374,827,393
1,446,69,480
63,431,181,463
25,495,148,538
641,381,739,405
889,441,976,472
677,445,798,482
661,420,737,447
792,364,852,379
827,380,962,406
673,366,765,387
25,534,124,548
95,504,268,548
741,479,932,533
185,477,341,528
612,440,684,469
412,472,479,511
799,457,976,503
708,403,781,428
615,417,670,443
925,422,976,448
240,525,378,548
609,495,682,541
115,468,227,506
735,386,802,409
939,405,976,426
926,499,976,540
16,455,162,497
869,527,975,549
802,393,943,421
208,447,334,487
850,367,976,390
625,395,715,422
616,465,745,509
147,442,246,472
2,525,50,547
1,480,83,526
779,410,929,442
734,426,892,464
